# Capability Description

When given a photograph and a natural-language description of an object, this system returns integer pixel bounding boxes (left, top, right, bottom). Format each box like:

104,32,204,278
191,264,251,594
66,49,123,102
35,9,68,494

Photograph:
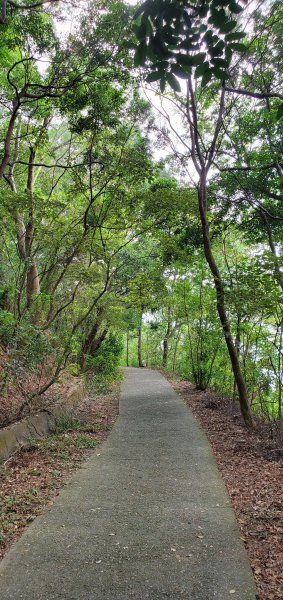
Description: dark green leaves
201,69,213,86
166,72,181,92
171,64,192,78
229,42,246,52
132,0,247,92
195,62,210,78
134,41,147,67
146,71,161,82
225,31,246,41
219,19,238,33
229,0,244,14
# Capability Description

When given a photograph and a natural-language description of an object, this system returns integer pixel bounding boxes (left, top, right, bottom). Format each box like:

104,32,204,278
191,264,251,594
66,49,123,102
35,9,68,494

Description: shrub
1,315,52,368
87,333,123,380
0,310,16,346
67,363,81,377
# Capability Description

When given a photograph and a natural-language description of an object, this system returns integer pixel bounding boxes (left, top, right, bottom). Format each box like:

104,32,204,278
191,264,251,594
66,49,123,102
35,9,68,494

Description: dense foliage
0,0,282,427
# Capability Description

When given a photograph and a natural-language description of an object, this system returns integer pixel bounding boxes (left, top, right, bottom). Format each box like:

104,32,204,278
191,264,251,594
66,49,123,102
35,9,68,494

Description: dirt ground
0,382,119,560
170,377,283,600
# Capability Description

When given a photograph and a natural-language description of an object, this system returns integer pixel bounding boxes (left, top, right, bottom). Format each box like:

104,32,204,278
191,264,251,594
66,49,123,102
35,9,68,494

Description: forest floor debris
170,376,283,600
0,381,119,560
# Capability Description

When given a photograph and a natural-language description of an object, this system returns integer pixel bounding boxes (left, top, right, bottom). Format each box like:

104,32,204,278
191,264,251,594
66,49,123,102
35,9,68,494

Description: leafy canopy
133,0,246,91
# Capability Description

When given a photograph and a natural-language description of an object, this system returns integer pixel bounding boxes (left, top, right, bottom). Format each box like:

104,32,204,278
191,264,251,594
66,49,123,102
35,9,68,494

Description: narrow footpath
0,368,257,600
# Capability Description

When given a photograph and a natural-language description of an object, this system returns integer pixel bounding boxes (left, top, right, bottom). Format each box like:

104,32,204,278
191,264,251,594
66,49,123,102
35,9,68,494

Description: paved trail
0,368,256,600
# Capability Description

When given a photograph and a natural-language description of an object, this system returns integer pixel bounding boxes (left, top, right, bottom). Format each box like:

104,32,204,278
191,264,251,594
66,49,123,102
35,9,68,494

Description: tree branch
225,86,283,101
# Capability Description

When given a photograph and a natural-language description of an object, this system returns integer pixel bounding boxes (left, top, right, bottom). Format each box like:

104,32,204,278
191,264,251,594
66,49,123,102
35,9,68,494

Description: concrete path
0,368,257,600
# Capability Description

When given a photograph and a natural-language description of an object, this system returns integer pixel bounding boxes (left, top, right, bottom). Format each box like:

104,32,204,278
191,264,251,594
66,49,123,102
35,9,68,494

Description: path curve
0,368,256,599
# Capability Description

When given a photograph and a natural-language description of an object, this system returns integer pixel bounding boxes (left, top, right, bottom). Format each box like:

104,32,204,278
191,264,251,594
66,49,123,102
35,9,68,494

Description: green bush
67,363,81,377
0,310,16,346
0,314,52,368
87,333,123,379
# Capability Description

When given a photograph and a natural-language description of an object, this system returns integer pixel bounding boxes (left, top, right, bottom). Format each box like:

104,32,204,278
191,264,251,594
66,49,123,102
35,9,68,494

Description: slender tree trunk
5,117,27,261
25,147,40,309
80,309,107,372
198,173,254,428
233,314,241,402
138,315,143,367
126,330,129,367
162,337,169,368
162,306,172,368
0,96,20,180
277,322,282,420
260,210,283,292
172,329,181,371
26,257,40,309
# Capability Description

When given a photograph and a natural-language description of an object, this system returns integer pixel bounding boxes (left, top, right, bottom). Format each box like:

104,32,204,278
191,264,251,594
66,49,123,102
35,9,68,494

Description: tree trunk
80,314,107,372
260,210,283,292
198,173,254,428
0,96,20,180
172,329,181,371
126,330,129,367
162,307,172,368
233,315,241,402
162,337,168,368
26,257,40,309
138,316,143,367
25,147,40,309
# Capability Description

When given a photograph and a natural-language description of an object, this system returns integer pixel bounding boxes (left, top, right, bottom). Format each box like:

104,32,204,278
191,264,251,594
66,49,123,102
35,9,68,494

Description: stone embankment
0,373,86,462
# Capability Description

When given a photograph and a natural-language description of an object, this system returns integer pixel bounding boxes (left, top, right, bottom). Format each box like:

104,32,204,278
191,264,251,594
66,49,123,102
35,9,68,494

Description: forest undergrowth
170,376,283,600
0,380,119,560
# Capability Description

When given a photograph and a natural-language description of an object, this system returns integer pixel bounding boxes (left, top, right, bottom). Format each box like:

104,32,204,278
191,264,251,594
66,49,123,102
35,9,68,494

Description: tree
132,0,283,427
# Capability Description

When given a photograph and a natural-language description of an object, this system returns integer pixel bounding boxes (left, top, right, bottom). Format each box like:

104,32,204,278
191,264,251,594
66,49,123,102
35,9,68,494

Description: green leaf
134,41,147,67
160,77,166,93
133,0,151,21
277,103,283,120
212,0,230,5
123,41,137,50
213,67,230,80
225,46,233,62
225,32,246,42
209,39,225,56
136,22,147,41
163,6,182,20
229,1,244,14
152,60,169,70
146,17,154,35
220,20,237,33
177,54,194,66
195,62,210,78
166,72,181,92
150,33,167,58
183,10,191,28
203,30,214,43
209,8,227,29
201,70,213,87
229,42,247,52
191,53,206,65
146,71,161,83
171,64,190,79
212,57,230,68
146,45,157,62
199,4,208,17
